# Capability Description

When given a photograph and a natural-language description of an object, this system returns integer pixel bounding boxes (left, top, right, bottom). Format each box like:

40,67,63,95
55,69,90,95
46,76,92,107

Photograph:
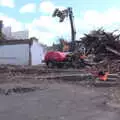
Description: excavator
44,7,110,81
44,7,87,68
52,7,85,52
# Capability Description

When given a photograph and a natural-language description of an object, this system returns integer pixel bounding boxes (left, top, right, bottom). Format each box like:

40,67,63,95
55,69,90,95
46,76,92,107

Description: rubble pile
81,29,120,73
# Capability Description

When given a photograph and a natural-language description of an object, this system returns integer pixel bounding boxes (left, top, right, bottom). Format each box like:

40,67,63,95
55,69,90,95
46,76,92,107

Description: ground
0,65,119,120
0,83,120,120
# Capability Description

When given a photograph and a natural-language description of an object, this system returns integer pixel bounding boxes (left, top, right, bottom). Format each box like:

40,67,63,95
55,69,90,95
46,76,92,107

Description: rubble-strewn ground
0,64,120,120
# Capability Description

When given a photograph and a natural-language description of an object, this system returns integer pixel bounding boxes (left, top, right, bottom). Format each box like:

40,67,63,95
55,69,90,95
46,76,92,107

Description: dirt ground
0,65,120,120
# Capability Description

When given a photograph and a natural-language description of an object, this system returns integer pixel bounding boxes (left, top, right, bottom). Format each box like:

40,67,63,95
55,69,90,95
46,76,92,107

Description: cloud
0,13,24,32
28,29,56,45
39,1,55,14
27,16,70,34
0,0,15,8
39,0,65,14
2,4,120,46
25,15,71,44
0,13,57,45
19,3,36,13
81,8,120,29
25,16,70,45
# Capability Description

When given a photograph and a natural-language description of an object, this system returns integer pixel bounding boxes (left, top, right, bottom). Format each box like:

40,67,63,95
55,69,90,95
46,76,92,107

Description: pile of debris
81,29,120,73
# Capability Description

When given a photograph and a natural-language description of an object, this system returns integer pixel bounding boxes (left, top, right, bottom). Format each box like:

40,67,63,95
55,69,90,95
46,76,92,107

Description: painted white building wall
11,31,29,40
31,41,46,65
0,44,29,65
2,27,12,39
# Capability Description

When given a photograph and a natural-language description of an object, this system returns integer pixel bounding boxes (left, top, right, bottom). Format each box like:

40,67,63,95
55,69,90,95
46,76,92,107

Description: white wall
31,41,46,65
0,44,29,65
11,31,29,40
2,27,12,39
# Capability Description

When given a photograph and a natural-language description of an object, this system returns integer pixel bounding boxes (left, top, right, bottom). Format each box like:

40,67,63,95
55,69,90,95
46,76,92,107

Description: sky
1,0,120,46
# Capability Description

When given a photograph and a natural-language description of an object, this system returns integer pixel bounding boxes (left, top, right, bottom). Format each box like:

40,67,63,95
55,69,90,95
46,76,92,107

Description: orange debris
98,72,109,81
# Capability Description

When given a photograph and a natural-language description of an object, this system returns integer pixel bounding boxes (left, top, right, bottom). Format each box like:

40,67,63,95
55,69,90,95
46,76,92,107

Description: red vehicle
44,7,87,68
44,51,68,68
44,50,88,68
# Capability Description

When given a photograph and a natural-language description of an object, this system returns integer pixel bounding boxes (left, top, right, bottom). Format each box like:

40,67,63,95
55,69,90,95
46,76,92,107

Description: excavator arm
52,7,76,51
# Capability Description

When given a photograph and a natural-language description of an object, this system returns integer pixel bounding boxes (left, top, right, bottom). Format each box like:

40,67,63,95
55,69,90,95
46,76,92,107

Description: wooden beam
106,46,120,56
